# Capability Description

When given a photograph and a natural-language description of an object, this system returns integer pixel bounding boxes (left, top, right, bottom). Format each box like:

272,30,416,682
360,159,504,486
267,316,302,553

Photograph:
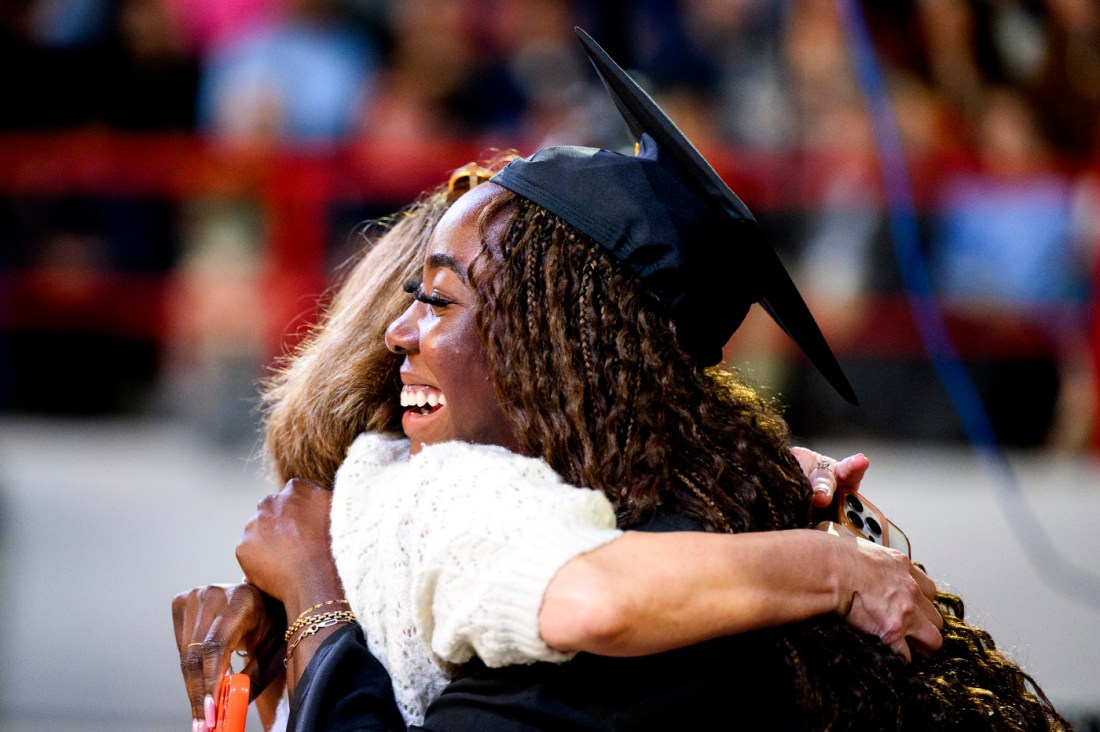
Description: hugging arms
175,171,1060,729
175,29,1065,728
174,182,940,731
179,443,932,729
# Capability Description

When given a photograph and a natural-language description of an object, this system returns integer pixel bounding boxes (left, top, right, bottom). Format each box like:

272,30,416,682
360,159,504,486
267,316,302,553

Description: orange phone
214,673,249,732
825,487,911,557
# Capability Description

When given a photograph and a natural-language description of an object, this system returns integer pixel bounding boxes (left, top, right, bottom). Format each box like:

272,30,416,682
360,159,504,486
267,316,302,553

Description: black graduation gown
288,514,805,731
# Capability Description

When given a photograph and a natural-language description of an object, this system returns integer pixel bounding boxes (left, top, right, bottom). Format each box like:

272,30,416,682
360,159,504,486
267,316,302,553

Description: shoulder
415,440,556,476
339,432,410,474
410,441,614,523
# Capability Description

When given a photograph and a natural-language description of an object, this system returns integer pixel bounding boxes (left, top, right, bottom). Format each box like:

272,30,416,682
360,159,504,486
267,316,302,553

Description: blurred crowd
0,0,1097,451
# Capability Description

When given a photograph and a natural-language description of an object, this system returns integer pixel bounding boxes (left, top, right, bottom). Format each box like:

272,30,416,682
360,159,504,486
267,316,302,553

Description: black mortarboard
491,27,857,404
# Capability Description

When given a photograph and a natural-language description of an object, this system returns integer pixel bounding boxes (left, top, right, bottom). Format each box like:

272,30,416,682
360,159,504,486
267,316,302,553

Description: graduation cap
491,27,857,404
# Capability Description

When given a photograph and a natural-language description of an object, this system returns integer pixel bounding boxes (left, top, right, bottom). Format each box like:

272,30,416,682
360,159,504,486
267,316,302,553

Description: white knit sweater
330,433,623,725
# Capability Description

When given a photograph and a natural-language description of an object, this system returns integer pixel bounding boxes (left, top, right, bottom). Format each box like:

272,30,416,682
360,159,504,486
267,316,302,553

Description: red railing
1,133,1095,448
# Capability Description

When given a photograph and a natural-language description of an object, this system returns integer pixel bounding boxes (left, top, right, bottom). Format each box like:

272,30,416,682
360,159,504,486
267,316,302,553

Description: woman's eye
403,279,451,308
416,291,452,308
402,277,455,309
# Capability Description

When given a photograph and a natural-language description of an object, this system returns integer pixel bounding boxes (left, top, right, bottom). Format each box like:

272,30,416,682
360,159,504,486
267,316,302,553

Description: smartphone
214,673,250,732
824,487,911,557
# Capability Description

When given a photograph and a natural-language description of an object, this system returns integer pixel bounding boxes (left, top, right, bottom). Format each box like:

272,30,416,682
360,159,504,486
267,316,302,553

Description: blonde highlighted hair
260,187,451,486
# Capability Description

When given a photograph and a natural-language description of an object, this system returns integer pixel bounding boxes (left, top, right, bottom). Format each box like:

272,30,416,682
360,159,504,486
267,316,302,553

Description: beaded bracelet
284,599,350,642
284,610,357,666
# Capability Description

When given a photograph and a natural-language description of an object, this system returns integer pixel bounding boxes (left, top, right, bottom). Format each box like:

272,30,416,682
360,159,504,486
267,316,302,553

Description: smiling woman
385,185,521,455
173,28,1067,732
171,169,950,730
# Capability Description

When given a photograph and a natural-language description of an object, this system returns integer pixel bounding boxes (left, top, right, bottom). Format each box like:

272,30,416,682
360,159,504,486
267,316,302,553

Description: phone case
214,673,250,732
832,487,911,557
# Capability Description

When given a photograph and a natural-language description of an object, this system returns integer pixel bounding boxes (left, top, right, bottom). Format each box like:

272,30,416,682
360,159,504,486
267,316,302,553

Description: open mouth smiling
400,385,447,415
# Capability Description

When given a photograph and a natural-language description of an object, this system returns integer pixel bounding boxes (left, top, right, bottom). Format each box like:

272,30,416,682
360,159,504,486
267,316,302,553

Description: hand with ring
789,447,870,508
172,582,287,731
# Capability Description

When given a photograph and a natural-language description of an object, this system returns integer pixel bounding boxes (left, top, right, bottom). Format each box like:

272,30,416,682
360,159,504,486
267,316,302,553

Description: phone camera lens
845,493,864,513
865,516,882,535
845,510,864,530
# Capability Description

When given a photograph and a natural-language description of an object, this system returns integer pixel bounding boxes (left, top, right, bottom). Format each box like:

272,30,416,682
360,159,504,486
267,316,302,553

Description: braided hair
473,190,806,534
471,189,1068,730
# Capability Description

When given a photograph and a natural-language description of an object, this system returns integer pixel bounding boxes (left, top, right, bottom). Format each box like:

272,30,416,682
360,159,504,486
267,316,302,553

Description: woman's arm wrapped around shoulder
541,527,941,660
333,436,940,676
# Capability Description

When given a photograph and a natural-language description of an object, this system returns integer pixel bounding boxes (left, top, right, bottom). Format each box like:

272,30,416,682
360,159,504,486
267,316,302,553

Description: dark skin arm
172,450,938,727
235,479,347,699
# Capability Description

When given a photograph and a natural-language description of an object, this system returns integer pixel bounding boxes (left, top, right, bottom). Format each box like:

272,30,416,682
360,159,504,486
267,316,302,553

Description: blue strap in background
835,0,1100,612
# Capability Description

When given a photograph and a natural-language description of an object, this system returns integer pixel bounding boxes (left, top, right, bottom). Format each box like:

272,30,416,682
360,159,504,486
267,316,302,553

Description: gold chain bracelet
284,610,357,666
284,599,350,641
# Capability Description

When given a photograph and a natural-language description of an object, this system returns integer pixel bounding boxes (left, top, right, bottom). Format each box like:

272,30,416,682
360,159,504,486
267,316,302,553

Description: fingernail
204,694,215,728
193,719,206,732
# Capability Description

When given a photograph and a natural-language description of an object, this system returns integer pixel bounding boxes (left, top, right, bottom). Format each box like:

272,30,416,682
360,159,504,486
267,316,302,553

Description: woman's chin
401,405,449,448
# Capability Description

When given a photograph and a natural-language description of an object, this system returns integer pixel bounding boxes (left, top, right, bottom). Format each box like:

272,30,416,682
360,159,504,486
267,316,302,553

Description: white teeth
400,387,446,409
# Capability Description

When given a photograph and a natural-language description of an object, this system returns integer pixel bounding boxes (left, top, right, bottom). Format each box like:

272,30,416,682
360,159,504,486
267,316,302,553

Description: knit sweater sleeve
330,433,623,724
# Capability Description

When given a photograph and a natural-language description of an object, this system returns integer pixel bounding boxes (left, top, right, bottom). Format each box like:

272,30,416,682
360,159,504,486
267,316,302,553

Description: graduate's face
385,184,517,454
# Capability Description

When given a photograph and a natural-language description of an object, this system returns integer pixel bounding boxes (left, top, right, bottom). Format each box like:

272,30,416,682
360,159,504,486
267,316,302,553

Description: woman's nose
385,306,419,354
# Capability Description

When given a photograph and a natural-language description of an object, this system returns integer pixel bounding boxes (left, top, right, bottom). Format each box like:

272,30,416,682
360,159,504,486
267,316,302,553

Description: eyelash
402,279,452,308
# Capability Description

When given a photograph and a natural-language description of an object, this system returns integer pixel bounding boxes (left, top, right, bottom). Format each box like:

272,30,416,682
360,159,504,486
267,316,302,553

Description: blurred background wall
0,0,1097,729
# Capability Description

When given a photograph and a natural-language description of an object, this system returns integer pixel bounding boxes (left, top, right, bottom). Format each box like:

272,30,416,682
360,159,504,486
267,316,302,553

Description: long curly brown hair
261,172,1067,729
470,189,1069,730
